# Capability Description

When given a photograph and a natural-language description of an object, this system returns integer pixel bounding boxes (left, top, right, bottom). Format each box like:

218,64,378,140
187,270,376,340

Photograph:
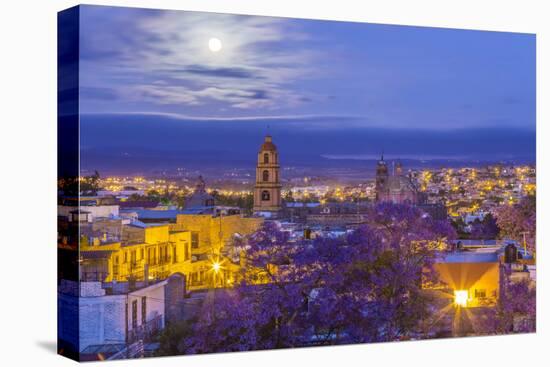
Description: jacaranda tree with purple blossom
158,203,458,355
477,273,536,335
494,195,536,253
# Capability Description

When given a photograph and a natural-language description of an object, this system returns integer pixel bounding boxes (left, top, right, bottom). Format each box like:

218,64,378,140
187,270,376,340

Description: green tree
156,320,196,356
80,170,101,195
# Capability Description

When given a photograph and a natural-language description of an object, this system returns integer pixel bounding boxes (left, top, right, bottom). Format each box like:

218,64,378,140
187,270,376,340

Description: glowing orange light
454,290,468,307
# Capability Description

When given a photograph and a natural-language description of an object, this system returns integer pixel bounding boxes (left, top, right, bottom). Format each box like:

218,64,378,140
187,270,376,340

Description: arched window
262,190,270,201
263,153,269,164
262,170,269,182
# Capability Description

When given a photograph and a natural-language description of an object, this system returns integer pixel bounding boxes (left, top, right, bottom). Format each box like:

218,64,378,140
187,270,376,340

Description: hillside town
58,134,536,360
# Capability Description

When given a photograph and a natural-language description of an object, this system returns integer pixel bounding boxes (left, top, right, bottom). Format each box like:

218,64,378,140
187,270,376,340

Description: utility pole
519,231,529,257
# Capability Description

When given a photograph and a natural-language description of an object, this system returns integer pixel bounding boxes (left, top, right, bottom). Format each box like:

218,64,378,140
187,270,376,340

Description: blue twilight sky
75,5,536,172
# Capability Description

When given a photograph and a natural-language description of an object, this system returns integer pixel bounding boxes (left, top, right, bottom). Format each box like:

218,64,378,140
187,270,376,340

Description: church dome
185,176,215,209
260,135,277,151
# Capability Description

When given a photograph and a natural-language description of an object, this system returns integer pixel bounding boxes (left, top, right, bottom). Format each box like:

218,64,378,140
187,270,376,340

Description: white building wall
58,205,120,222
59,280,170,352
78,294,127,351
127,283,166,331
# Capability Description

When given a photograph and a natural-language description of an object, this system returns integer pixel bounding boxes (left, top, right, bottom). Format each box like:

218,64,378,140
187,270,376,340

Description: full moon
208,38,222,52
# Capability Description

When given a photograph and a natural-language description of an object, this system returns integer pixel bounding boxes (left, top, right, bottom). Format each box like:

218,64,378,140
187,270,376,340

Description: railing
144,256,171,266
127,314,163,344
81,271,109,282
158,256,172,265
107,340,144,360
126,261,144,273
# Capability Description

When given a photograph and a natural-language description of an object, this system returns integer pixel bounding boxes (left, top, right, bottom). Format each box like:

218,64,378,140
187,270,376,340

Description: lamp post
519,231,529,258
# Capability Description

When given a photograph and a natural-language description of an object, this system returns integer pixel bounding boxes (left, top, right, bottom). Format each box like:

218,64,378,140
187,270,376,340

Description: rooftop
81,250,114,259
436,250,500,264
123,209,185,220
260,135,277,151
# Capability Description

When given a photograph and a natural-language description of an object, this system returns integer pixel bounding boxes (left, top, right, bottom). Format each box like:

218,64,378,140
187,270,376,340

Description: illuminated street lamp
210,258,225,288
212,261,221,274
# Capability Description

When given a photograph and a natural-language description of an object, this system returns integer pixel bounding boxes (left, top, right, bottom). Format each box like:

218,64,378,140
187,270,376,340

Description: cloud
175,65,260,79
79,6,317,110
80,86,119,101
84,111,359,124
76,6,535,132
132,85,275,108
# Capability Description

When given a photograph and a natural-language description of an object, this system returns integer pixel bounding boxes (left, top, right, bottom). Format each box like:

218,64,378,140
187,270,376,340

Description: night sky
76,5,536,173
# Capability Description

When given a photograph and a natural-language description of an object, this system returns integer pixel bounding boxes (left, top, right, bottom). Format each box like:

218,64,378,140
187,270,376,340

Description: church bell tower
253,135,282,215
375,154,389,202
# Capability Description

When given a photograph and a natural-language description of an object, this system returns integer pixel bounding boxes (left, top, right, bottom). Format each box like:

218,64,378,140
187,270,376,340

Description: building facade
253,135,282,216
80,224,193,283
79,210,263,291
184,176,215,209
58,274,186,359
375,156,420,204
173,212,263,288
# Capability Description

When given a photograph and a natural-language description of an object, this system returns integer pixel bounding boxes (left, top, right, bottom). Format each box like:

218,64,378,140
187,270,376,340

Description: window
262,170,269,182
183,242,189,261
161,246,168,264
141,297,147,324
474,289,487,298
113,256,119,278
130,250,136,267
191,232,199,249
132,300,138,329
262,190,270,201
172,245,177,263
147,247,157,265
263,153,269,164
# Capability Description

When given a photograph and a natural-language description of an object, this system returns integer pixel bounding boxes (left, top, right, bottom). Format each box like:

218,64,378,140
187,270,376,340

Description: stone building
80,210,263,290
375,156,420,204
253,135,282,217
79,223,193,283
172,212,263,288
58,273,186,360
184,176,215,209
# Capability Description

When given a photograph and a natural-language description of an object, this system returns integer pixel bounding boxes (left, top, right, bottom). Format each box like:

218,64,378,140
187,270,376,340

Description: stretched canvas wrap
57,4,536,362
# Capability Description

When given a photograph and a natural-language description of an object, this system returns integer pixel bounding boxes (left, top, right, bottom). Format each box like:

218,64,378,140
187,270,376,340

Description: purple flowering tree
477,275,536,335
165,204,458,354
494,195,536,253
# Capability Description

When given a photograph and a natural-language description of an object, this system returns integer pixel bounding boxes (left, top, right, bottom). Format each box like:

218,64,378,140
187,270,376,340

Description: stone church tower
375,155,389,201
375,155,419,205
253,135,282,215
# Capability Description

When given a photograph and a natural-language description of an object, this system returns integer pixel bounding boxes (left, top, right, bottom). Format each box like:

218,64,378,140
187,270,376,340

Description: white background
0,0,547,366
